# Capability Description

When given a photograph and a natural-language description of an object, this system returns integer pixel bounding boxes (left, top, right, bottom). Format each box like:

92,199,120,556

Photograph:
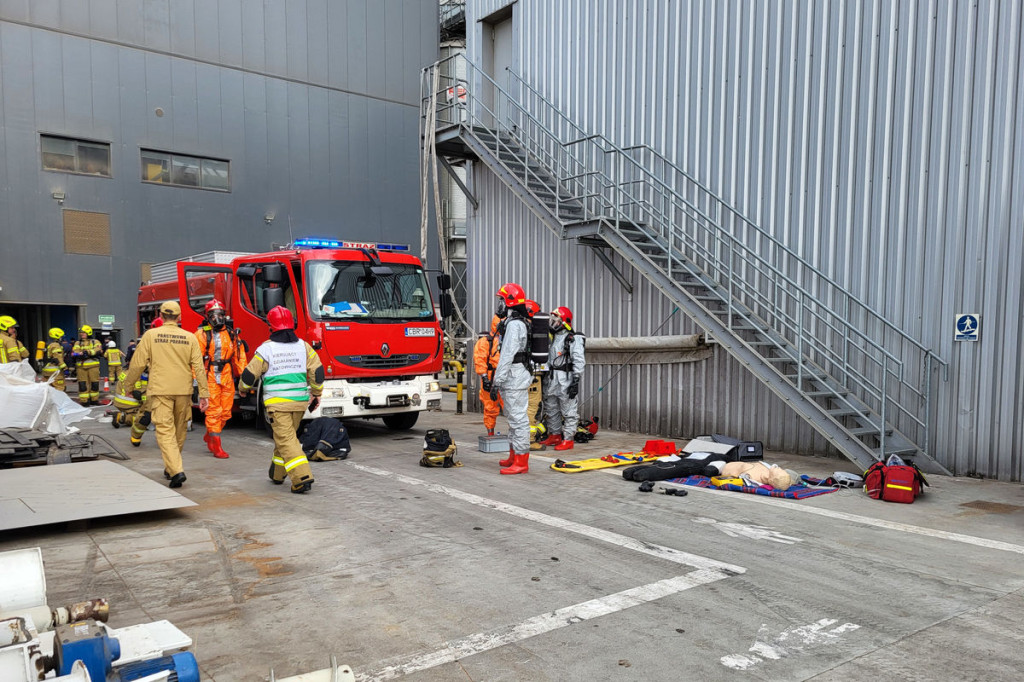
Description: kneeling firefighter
42,328,68,391
195,299,247,459
491,283,532,475
238,306,323,494
540,306,586,451
72,325,104,405
116,318,161,446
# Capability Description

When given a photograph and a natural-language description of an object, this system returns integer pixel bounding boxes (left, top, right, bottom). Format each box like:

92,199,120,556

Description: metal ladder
423,55,949,474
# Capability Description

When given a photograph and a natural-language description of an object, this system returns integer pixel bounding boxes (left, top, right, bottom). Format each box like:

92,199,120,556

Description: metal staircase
423,55,949,474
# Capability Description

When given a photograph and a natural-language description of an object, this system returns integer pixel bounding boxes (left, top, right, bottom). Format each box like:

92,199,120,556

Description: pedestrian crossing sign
954,313,979,342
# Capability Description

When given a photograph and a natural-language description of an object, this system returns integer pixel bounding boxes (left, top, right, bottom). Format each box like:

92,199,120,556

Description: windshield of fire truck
306,260,435,322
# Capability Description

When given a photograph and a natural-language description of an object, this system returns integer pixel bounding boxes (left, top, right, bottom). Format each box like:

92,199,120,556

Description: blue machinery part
54,620,199,682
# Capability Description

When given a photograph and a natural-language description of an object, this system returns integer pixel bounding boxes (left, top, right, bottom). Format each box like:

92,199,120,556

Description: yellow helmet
49,327,65,340
80,324,93,335
0,315,17,332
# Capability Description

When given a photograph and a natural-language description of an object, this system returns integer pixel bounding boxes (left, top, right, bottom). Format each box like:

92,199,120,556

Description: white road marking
348,462,745,574
693,517,803,544
533,455,1024,556
344,462,746,680
720,618,861,670
360,569,729,682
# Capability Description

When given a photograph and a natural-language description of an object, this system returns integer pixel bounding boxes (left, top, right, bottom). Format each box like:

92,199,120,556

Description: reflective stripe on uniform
273,456,285,466
284,455,309,471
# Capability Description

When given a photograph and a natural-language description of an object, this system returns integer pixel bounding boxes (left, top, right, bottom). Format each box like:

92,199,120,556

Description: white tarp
0,362,91,433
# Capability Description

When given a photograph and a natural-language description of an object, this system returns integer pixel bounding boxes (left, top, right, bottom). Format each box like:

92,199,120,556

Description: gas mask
207,310,227,330
549,316,563,332
495,299,508,319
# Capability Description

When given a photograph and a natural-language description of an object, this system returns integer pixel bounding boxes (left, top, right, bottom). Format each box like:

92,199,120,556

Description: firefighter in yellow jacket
238,306,322,494
195,299,247,459
104,340,122,390
42,328,69,391
72,325,104,405
0,316,26,363
121,301,209,488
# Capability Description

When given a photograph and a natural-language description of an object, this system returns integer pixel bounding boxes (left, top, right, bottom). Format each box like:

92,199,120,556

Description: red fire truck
137,239,452,430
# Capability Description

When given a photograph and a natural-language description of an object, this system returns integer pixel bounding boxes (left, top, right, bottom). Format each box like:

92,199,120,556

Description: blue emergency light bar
294,238,410,252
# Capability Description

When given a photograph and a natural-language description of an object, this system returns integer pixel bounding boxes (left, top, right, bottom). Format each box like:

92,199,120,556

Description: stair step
849,426,892,437
827,407,869,418
783,371,829,382
749,340,786,347
805,389,849,398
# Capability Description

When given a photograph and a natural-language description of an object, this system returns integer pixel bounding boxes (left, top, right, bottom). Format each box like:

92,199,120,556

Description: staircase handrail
508,67,944,366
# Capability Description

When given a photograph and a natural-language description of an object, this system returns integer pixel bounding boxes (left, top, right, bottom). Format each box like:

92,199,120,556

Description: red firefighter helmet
151,318,164,328
524,300,540,318
268,306,295,331
204,299,226,314
551,306,573,328
496,283,527,307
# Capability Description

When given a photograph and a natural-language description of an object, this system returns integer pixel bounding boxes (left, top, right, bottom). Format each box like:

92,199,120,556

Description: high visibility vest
105,347,123,368
259,341,310,406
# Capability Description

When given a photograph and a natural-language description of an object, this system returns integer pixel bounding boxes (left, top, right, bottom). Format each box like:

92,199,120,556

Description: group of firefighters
0,315,127,405
473,282,587,476
3,281,586,489
1,302,320,495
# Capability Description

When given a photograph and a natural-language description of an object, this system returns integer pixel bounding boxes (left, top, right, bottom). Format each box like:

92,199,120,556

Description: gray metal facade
461,0,1024,479
0,0,438,336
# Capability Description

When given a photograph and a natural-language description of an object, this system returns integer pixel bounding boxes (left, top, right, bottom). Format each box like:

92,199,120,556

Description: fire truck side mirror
439,291,453,319
437,273,452,290
263,263,285,285
263,287,285,313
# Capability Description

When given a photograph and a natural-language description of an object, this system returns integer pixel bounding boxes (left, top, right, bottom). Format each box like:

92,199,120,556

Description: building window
141,149,230,192
41,135,111,177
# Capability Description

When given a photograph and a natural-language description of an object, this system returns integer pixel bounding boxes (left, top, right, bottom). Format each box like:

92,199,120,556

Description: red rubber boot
209,434,230,459
539,433,563,446
554,438,574,451
499,446,514,467
204,430,214,451
500,453,529,475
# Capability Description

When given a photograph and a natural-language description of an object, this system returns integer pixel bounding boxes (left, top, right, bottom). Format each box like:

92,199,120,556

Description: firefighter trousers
502,387,530,455
543,391,580,441
77,365,100,404
480,388,504,431
149,395,191,477
43,364,66,392
527,375,542,426
204,372,236,434
130,410,152,444
268,410,314,488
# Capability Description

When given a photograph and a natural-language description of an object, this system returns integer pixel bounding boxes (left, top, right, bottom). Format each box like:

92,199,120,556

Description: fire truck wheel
382,412,419,431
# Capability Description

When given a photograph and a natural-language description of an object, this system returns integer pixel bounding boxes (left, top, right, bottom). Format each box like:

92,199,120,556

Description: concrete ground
4,394,1024,681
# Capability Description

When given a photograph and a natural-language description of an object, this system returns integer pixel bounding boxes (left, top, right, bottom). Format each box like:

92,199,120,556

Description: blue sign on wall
954,313,980,342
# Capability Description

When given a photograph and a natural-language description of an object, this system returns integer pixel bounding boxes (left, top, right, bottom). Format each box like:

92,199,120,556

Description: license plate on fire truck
405,327,435,337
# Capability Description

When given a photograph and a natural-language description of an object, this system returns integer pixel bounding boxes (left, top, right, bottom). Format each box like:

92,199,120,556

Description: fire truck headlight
325,387,347,399
428,381,440,393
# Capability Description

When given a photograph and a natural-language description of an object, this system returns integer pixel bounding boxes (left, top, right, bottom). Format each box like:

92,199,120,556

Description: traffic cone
102,378,109,392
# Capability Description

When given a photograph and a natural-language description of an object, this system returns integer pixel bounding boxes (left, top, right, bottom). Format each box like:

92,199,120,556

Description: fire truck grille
335,354,424,369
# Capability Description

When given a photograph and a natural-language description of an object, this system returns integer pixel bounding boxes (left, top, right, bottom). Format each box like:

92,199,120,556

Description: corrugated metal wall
462,0,1024,479
0,0,437,333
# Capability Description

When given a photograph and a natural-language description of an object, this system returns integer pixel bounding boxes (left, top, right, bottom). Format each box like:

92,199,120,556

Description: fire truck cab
139,239,451,430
